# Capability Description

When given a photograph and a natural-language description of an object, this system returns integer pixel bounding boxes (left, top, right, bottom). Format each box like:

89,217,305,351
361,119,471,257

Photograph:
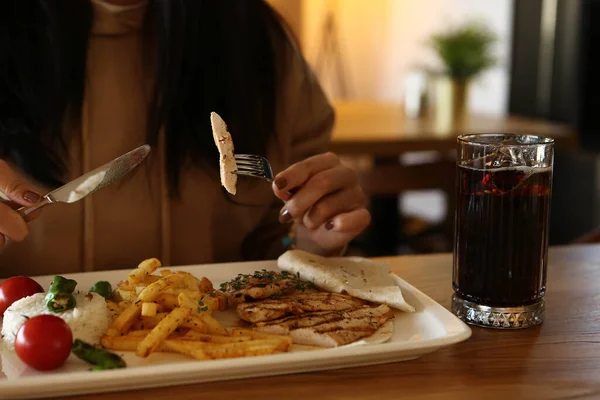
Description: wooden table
72,244,600,400
329,101,579,156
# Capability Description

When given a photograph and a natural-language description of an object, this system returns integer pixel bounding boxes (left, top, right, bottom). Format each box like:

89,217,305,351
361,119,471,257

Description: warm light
278,0,512,116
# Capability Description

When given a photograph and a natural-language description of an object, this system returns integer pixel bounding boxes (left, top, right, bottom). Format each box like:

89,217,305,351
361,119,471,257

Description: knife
16,144,151,218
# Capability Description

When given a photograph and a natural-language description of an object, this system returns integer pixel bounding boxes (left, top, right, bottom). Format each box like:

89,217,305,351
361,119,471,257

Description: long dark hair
0,0,291,193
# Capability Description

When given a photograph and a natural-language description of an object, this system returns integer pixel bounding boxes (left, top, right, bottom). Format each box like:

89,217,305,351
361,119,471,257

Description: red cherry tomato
0,276,44,315
15,315,73,371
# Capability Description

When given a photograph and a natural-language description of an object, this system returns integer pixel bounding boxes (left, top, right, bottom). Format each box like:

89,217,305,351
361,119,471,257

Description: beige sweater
0,2,333,278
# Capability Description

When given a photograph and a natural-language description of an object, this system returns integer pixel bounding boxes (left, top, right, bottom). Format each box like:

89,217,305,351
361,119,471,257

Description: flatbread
210,112,237,195
277,250,415,313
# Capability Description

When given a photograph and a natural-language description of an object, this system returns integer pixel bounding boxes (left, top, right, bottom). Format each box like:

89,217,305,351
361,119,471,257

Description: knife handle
17,196,51,218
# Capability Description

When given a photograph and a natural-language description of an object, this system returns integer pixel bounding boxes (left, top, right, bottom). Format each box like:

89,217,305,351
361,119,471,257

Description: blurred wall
298,0,514,116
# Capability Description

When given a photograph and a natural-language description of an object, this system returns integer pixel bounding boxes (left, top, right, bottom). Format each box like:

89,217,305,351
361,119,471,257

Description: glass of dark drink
452,134,554,329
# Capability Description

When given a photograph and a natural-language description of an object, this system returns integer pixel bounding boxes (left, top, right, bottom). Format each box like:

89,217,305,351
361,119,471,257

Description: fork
234,154,274,182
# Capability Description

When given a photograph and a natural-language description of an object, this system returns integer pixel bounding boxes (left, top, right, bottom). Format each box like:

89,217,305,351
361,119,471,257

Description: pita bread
210,112,237,195
277,250,415,313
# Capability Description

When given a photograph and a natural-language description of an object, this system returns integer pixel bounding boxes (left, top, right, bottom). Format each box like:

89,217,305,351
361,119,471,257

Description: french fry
101,334,169,352
137,274,184,302
141,302,159,317
183,314,227,335
131,321,149,331
202,339,284,359
105,302,142,336
103,258,295,363
174,271,200,291
117,280,134,290
163,288,183,295
215,291,229,311
231,328,288,340
170,328,190,337
198,314,227,335
106,300,120,316
101,334,143,351
180,290,204,301
198,277,214,292
136,306,192,358
201,294,220,312
132,312,168,330
128,329,152,337
182,330,252,343
154,293,178,310
178,292,200,311
181,315,209,334
113,286,137,303
201,292,227,312
163,339,209,360
128,258,161,285
230,328,293,351
140,275,162,285
162,289,207,301
128,281,203,302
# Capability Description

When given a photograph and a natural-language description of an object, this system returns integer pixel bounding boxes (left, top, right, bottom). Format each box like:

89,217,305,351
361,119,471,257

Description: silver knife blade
51,144,151,203
19,144,151,217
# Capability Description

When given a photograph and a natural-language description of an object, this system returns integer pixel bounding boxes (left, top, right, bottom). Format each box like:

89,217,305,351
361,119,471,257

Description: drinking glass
452,134,554,329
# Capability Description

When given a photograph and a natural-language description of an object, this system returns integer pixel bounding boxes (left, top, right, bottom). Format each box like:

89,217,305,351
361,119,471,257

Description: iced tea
453,165,552,306
452,134,554,329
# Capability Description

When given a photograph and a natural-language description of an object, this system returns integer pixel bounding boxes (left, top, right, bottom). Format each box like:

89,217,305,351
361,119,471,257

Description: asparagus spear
72,339,126,371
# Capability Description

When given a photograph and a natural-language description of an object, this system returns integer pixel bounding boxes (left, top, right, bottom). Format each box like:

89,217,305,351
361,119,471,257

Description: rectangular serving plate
0,259,471,399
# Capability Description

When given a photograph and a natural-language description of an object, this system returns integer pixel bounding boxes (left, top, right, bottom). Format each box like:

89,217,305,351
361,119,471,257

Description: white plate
0,260,471,399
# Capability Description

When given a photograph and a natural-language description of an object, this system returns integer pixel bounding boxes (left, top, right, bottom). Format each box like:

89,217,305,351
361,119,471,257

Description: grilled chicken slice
255,304,394,335
255,311,344,335
290,306,394,347
293,329,374,348
236,292,367,323
220,270,314,304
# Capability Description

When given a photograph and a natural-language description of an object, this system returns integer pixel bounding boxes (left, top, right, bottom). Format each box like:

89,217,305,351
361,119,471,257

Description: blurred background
267,0,600,256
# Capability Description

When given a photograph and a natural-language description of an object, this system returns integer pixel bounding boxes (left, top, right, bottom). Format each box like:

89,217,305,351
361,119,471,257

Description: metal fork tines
234,154,274,182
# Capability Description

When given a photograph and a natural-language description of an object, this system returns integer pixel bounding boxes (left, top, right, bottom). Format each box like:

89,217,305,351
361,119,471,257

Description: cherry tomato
0,276,44,315
15,315,73,371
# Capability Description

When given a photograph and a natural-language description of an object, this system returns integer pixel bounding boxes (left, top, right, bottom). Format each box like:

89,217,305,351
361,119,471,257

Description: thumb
0,160,41,206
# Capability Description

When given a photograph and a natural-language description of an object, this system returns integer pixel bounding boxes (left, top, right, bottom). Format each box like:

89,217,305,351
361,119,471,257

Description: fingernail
274,178,287,190
325,221,334,230
23,191,41,204
279,209,293,224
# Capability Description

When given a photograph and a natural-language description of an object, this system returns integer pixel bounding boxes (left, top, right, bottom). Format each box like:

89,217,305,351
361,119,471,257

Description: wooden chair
572,228,600,244
343,156,456,256
550,150,600,245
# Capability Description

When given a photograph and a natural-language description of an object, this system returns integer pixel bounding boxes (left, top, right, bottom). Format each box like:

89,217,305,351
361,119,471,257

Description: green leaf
429,21,497,80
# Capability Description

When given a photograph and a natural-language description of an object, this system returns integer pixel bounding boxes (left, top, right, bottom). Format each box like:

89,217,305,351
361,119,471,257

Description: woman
0,0,369,277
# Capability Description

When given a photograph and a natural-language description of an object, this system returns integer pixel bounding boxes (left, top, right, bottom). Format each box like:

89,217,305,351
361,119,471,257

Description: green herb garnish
221,269,314,293
198,300,209,312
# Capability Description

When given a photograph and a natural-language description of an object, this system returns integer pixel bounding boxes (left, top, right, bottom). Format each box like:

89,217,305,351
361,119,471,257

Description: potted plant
429,21,497,124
